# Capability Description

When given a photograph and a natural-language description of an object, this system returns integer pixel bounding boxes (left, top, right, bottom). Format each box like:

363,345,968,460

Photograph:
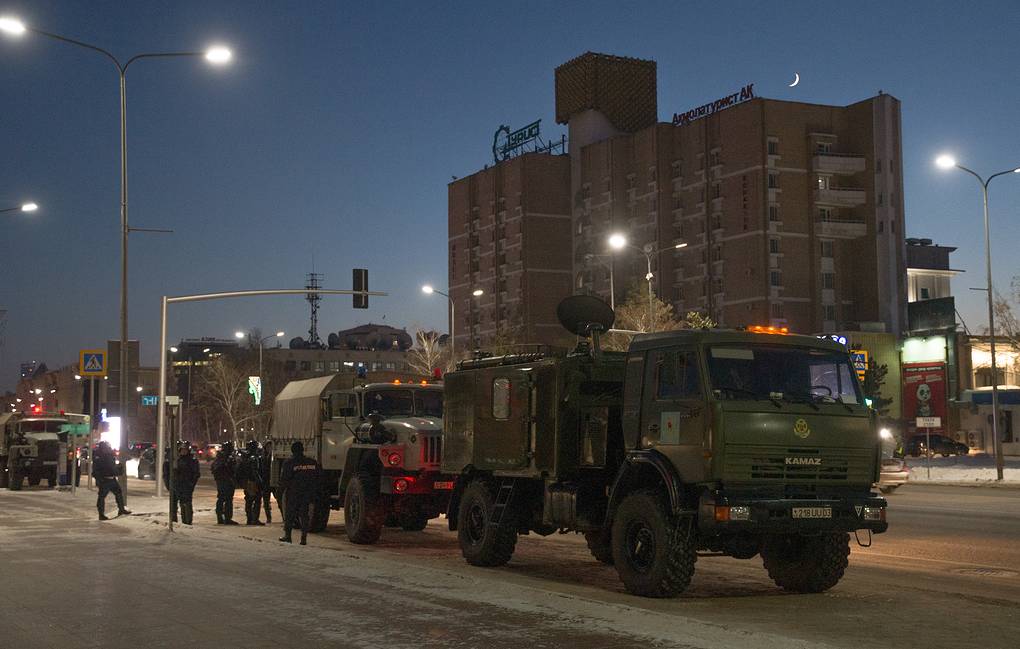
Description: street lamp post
583,254,616,310
423,286,484,365
608,233,688,327
1,16,232,500
0,202,38,214
235,330,285,385
935,154,1020,481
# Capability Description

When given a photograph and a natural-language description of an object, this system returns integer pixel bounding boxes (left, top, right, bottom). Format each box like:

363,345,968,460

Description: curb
904,480,1020,490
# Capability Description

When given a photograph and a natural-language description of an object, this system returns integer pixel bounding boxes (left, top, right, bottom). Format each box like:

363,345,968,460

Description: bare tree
604,282,715,351
407,328,449,376
193,355,260,441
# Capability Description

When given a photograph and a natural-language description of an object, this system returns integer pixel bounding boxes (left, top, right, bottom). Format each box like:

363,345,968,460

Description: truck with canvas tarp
269,373,448,543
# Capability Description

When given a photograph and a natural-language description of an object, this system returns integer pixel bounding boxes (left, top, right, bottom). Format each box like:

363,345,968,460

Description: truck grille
421,435,442,466
723,446,873,484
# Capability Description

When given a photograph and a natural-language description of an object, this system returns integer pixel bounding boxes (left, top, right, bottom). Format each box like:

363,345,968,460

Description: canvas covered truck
0,411,70,489
441,296,888,598
269,374,447,543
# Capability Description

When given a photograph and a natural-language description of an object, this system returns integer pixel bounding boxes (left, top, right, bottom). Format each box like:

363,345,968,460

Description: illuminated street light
472,289,484,297
935,153,1020,481
136,386,143,393
74,374,82,380
169,346,178,353
0,16,26,35
421,285,434,295
2,17,234,498
423,284,485,363
1,201,39,215
606,233,689,325
608,233,627,250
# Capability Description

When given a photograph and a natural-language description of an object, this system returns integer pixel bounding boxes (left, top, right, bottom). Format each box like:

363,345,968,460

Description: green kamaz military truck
269,373,448,544
441,296,888,598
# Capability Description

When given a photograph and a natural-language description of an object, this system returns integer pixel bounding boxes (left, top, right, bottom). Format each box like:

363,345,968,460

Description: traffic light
353,268,368,309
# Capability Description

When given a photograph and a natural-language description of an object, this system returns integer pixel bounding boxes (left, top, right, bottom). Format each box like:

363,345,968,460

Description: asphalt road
1,480,1017,648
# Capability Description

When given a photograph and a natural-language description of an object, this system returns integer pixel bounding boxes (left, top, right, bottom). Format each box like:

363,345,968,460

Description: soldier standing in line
211,440,239,525
278,441,321,545
163,441,200,525
260,440,276,524
238,440,265,525
93,441,130,521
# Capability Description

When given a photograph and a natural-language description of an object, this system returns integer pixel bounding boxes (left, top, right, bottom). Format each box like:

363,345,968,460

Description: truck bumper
699,490,889,534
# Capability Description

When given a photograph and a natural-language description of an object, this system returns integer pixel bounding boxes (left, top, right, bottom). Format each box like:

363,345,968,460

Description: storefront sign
672,83,755,126
902,362,947,437
850,350,869,381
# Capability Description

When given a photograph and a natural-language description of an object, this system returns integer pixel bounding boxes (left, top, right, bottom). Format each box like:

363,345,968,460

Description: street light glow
205,46,232,65
0,16,26,35
169,346,178,353
675,242,688,249
608,233,627,250
136,386,143,392
235,331,245,339
421,285,434,294
21,202,38,212
472,289,484,297
275,331,285,337
935,154,957,170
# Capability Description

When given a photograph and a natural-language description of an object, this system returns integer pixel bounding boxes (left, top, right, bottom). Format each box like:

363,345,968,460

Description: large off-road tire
46,467,58,488
9,469,23,491
610,490,697,598
584,530,614,565
344,472,385,544
761,533,850,593
309,491,331,532
457,479,517,567
28,472,41,487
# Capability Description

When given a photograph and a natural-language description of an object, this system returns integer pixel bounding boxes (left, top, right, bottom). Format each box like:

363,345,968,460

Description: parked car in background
128,442,154,459
203,443,222,461
905,434,969,458
879,457,909,494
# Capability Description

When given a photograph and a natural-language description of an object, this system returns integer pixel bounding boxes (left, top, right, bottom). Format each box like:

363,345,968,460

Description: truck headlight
862,506,884,521
879,428,892,441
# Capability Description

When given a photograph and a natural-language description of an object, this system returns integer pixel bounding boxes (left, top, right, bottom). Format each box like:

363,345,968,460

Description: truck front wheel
457,479,517,567
610,490,696,598
761,532,850,593
309,491,331,532
344,472,384,544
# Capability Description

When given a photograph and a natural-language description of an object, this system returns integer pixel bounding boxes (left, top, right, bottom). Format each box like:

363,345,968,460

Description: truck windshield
708,345,862,405
364,390,414,416
414,390,443,417
20,420,67,433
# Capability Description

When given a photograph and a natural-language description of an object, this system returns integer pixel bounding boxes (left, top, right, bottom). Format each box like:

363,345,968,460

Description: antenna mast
305,272,323,348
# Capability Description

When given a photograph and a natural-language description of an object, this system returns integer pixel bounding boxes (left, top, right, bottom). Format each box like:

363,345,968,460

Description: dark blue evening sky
2,0,1019,391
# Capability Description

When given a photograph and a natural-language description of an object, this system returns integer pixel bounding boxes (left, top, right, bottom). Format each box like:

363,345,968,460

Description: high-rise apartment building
449,52,908,348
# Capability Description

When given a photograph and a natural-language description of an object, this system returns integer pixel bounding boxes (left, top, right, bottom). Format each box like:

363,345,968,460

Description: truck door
640,347,707,450
322,391,358,471
474,373,530,470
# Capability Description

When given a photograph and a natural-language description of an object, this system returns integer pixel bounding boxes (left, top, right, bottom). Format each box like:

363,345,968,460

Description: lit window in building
769,238,780,254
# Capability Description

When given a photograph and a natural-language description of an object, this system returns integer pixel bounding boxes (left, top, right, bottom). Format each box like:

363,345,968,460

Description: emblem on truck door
793,418,811,439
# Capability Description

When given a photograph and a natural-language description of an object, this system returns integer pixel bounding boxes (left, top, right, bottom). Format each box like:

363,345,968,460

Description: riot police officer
163,441,200,525
278,441,321,545
93,441,130,520
237,440,265,525
366,412,395,444
211,441,239,525
260,440,276,524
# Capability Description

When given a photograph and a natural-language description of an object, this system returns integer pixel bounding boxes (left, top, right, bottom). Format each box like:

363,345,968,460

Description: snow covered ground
904,454,1020,484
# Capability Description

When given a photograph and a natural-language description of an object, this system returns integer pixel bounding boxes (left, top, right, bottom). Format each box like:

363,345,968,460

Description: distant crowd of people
91,438,321,545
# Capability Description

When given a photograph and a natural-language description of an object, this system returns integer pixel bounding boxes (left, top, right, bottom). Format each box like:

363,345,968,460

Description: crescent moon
789,72,800,88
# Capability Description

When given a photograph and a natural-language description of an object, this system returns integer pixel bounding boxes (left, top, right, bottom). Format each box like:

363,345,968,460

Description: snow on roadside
904,454,1020,484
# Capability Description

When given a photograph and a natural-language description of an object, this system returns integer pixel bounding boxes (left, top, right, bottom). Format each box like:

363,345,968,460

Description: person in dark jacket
93,441,130,520
260,440,275,524
366,412,395,444
237,440,265,525
210,441,239,525
163,441,200,525
278,441,321,545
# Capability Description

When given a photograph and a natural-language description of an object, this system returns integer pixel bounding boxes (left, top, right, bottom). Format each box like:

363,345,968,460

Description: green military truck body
442,327,888,598
0,412,69,489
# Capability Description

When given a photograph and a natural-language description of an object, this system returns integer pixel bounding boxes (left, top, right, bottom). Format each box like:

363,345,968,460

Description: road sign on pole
916,417,941,480
79,349,107,377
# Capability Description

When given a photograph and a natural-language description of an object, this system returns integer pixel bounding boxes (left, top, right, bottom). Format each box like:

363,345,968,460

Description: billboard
902,362,947,437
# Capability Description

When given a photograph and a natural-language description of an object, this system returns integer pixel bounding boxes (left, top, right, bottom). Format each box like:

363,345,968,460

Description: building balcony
816,217,867,239
813,153,866,175
815,187,866,206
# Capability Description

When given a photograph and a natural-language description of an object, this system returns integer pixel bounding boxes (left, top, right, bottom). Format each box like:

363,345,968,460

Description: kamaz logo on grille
785,457,822,466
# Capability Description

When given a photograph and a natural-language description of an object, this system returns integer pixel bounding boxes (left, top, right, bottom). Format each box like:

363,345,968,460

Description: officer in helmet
366,412,395,444
93,441,130,520
211,440,239,524
163,440,200,525
237,439,265,525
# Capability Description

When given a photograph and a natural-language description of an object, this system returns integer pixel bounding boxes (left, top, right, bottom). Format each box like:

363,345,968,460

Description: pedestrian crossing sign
79,349,107,377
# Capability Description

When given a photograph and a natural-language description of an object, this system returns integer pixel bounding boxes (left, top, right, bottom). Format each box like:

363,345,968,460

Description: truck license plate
433,481,455,490
792,506,832,519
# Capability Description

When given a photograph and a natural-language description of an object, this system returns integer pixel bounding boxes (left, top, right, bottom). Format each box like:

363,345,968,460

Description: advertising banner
902,362,947,437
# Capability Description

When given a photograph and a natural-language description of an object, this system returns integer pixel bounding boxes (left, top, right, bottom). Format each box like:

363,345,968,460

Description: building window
714,277,723,293
820,240,834,257
626,174,636,190
674,285,684,300
878,193,884,206
712,246,722,262
769,205,780,222
712,183,721,199
767,140,778,155
771,302,784,319
649,167,657,183
819,207,833,221
817,175,830,190
822,273,835,289
285,360,297,372
709,150,721,166
920,287,930,300
329,360,340,372
816,141,832,154
824,305,837,321
768,173,779,189
712,214,722,230
769,238,780,254
878,221,884,233
300,361,311,371
672,162,682,178
672,194,681,210
770,270,782,287
876,159,882,173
